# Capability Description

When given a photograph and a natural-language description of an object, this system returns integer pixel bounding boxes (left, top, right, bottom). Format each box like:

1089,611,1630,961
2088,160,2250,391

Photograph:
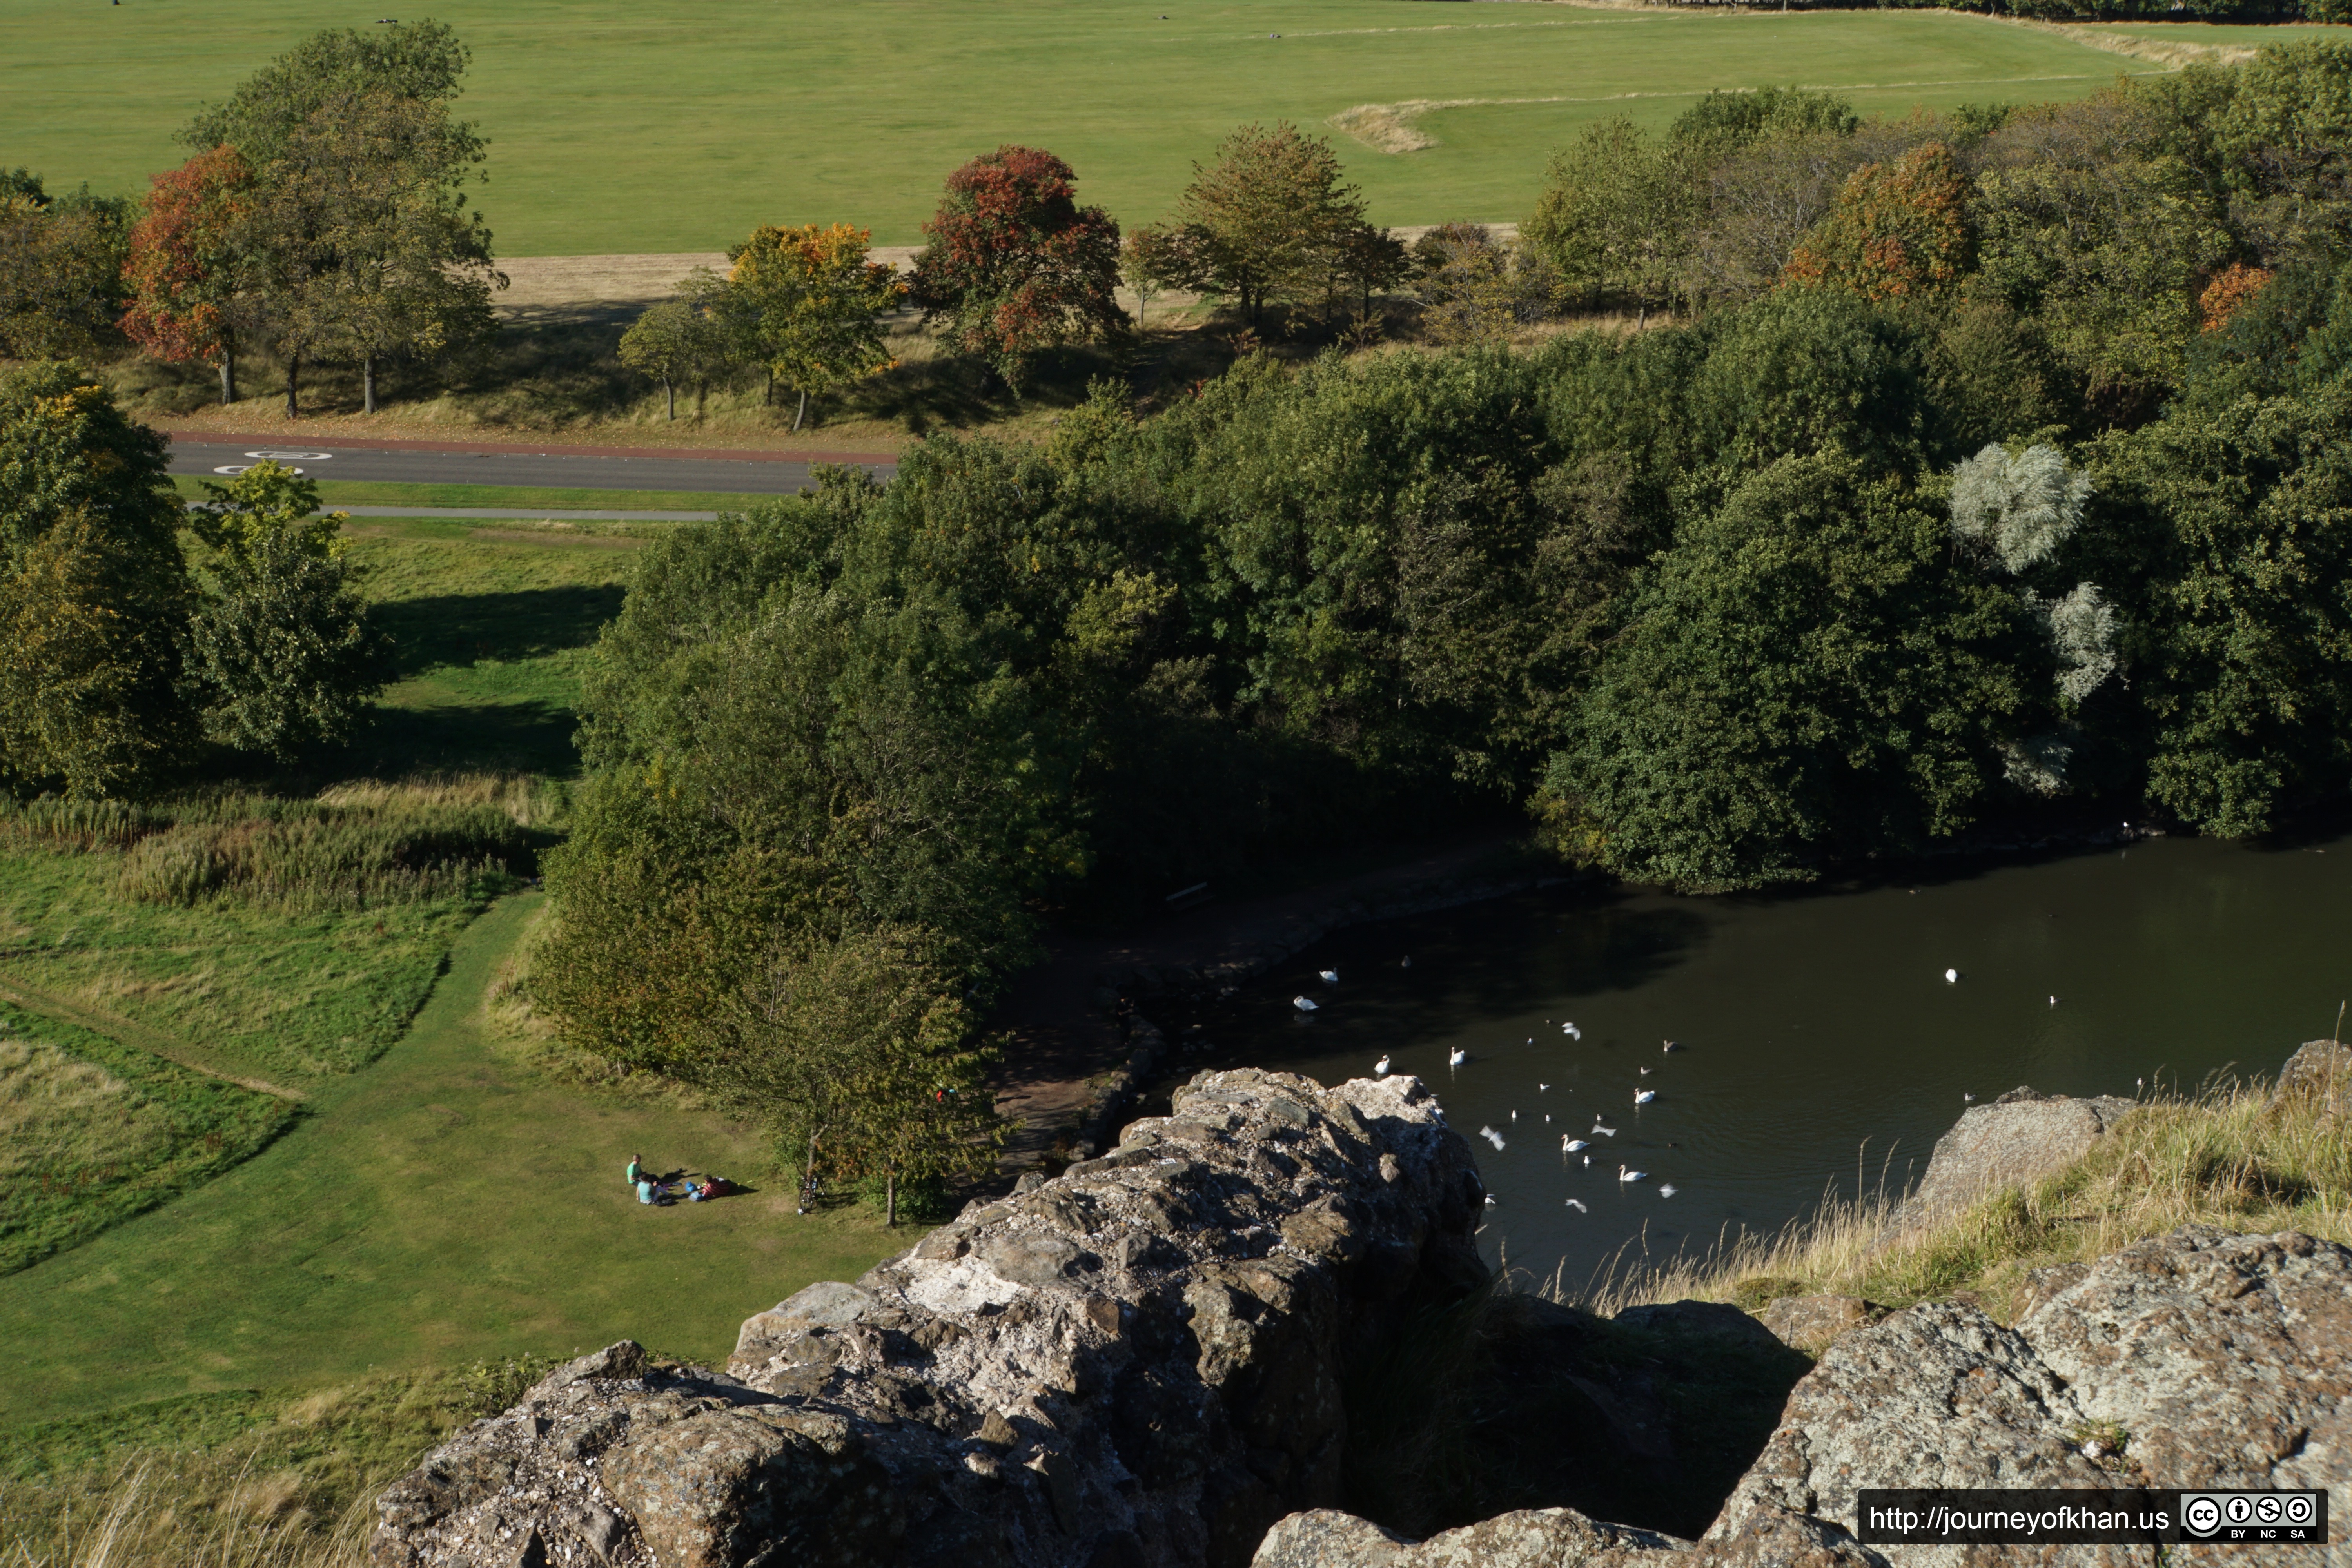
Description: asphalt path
165,435,898,494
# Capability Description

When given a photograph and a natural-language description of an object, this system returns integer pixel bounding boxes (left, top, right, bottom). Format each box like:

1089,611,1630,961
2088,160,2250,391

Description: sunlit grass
1556,1067,2352,1323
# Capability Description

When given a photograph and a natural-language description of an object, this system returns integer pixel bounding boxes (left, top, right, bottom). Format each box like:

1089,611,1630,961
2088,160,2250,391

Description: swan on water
1544,1114,1551,1123
1374,1054,1392,1076
1564,1138,1590,1152
1618,1165,1646,1183
1449,1047,1468,1067
1944,967,1960,983
1539,1082,1550,1092
1662,1040,1680,1052
1565,1198,1588,1213
1292,996,1319,1012
1483,1193,1497,1207
1561,1022,1582,1040
1658,1183,1677,1198
1591,1122,1617,1137
2049,995,2058,1006
1319,969,1339,985
1634,1089,1657,1105
1510,1109,1518,1122
1582,1154,1592,1166
1963,1092,1976,1102
1638,1065,1651,1076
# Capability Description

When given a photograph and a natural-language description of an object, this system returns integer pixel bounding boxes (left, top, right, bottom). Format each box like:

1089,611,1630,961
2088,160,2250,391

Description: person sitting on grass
626,1153,647,1186
636,1176,657,1205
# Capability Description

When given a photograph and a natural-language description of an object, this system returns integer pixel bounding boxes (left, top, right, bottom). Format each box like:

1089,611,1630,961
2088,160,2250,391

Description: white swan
1582,1154,1591,1167
1483,1193,1497,1207
1563,1138,1589,1152
1374,1054,1392,1076
1564,1198,1588,1213
1509,1109,1518,1122
1319,969,1339,985
1963,1092,1976,1102
1662,1039,1680,1052
1448,1047,1467,1067
1634,1089,1657,1105
1617,1165,1646,1183
1292,995,1319,1012
1538,1082,1550,1092
1638,1066,1651,1076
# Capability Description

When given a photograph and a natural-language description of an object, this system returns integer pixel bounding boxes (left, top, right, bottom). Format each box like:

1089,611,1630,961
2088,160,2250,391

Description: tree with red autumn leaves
120,147,254,406
909,146,1125,392
1784,142,1971,304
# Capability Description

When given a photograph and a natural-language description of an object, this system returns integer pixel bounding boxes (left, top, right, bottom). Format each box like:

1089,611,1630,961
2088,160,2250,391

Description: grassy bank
1592,1065,2352,1323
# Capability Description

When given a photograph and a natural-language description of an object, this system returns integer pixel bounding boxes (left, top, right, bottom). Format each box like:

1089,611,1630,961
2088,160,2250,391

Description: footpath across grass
0,996,296,1277
0,893,907,1428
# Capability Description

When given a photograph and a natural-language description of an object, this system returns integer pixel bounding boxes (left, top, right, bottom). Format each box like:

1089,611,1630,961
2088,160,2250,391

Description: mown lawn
170,476,799,513
2,0,2174,252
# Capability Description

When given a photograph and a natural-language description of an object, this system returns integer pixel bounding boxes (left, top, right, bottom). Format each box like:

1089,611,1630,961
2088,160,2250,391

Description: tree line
2,20,497,416
537,42,2352,1183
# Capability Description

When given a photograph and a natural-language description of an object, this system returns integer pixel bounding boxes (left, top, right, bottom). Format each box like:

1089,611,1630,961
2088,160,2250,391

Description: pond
1148,829,2352,1293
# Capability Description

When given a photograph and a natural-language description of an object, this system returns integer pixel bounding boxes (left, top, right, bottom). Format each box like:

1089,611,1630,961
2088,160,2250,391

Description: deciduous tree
1784,143,1971,303
728,223,905,430
618,292,733,421
185,461,387,759
909,145,1125,392
1172,122,1373,328
0,365,193,797
0,176,134,361
121,147,256,406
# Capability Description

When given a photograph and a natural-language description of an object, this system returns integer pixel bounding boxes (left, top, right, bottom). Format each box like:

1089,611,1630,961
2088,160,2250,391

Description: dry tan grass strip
0,969,306,1101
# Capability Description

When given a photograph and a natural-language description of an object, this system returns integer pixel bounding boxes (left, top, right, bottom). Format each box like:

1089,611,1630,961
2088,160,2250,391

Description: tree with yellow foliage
726,223,906,430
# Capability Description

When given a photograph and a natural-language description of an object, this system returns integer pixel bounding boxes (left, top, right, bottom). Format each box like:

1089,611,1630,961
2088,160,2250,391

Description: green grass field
0,515,908,1433
2,0,2193,254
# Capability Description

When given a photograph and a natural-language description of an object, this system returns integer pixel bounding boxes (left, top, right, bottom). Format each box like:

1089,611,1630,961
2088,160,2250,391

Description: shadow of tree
374,585,626,679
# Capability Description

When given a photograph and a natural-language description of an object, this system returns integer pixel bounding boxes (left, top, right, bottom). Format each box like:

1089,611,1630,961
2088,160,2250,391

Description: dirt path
0,968,307,1101
989,833,1544,1169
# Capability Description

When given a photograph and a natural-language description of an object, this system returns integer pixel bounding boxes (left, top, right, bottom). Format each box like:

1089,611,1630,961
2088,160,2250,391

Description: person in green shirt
626,1153,645,1185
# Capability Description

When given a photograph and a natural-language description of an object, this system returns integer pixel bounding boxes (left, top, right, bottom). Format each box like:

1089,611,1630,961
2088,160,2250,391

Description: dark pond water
1149,830,2352,1293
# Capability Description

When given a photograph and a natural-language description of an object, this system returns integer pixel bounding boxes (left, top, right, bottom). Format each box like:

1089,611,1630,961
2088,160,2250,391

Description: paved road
166,435,897,494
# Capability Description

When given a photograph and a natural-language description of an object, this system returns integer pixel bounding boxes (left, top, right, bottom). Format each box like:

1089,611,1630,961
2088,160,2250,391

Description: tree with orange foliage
909,146,1124,393
2199,263,2275,333
1784,143,1970,304
728,223,906,431
120,147,254,406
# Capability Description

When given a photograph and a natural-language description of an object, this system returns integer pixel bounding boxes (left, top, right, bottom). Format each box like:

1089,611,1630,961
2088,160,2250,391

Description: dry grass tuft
1549,1069,2352,1323
0,1455,372,1568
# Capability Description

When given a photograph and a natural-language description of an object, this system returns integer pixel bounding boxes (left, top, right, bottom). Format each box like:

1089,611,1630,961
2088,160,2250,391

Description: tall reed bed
0,777,560,914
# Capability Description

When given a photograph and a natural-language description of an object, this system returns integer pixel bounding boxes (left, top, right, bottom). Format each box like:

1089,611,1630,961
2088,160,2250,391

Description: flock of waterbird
1298,963,1685,1213
1292,955,2018,1221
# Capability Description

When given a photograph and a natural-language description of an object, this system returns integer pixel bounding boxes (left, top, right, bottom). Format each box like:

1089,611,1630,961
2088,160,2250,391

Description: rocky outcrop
1256,1226,2351,1568
1752,1295,1885,1356
1890,1085,2136,1232
1710,1226,2352,1563
2275,1037,2352,1105
371,1070,1488,1568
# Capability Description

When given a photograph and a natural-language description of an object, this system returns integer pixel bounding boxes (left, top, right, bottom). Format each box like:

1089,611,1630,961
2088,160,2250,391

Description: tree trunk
664,377,675,421
765,367,776,407
885,1170,898,1228
793,388,808,432
285,352,300,418
695,380,707,419
800,1130,820,1210
363,355,377,416
218,354,236,406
